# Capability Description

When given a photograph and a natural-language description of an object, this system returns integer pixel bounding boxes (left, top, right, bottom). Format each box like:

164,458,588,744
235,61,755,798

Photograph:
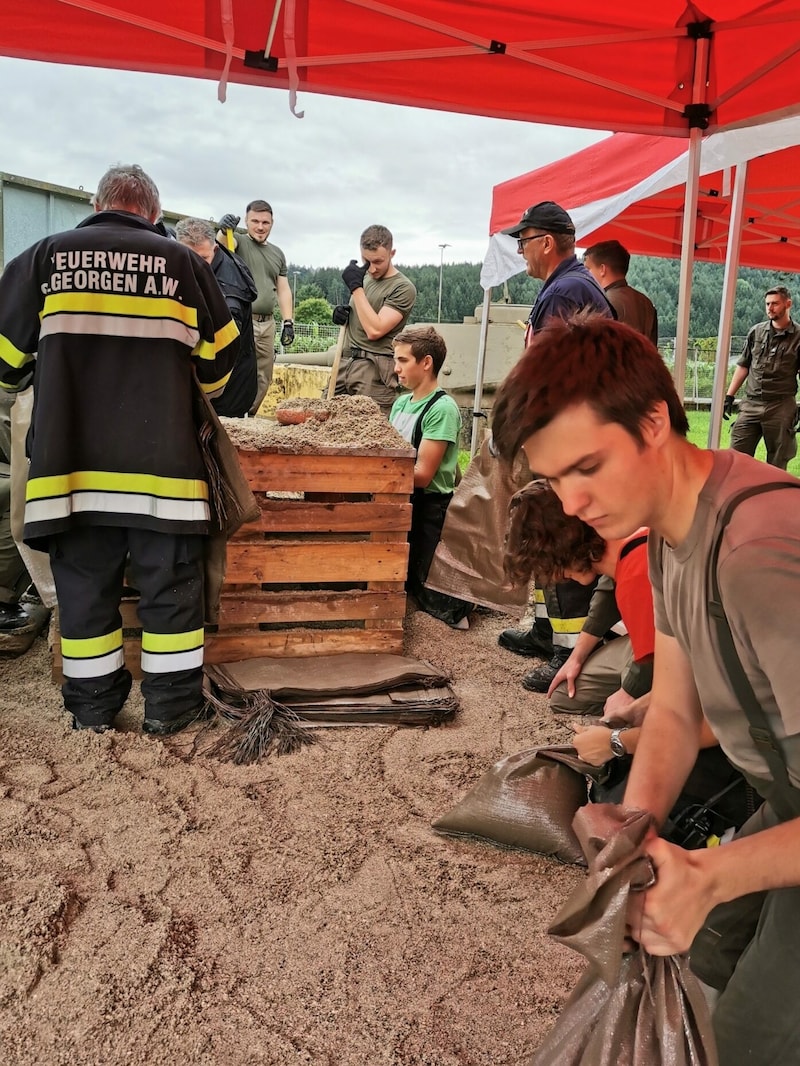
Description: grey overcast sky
0,56,608,268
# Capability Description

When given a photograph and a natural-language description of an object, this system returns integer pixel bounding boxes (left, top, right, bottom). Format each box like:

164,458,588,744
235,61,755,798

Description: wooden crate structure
52,444,414,679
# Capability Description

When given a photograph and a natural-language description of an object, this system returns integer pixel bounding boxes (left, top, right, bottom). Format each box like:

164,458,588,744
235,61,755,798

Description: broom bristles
200,685,316,764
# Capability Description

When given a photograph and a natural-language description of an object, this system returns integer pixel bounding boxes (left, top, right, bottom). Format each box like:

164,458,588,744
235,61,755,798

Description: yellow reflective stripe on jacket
141,629,204,654
61,629,125,679
199,370,232,396
42,292,200,327
0,333,34,369
26,471,209,503
193,316,240,361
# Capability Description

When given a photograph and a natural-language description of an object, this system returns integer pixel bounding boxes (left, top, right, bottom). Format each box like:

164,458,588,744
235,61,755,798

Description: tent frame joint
687,19,713,40
243,49,279,73
489,40,506,54
683,102,712,129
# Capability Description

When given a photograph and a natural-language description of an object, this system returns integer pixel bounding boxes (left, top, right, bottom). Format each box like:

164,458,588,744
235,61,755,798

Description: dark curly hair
503,479,606,588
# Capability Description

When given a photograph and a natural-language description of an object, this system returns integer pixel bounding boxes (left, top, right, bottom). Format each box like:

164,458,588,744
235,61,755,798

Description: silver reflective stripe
25,492,209,525
40,313,199,347
141,647,204,674
61,647,125,679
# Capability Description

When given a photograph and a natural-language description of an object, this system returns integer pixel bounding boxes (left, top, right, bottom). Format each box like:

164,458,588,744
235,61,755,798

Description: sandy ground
0,606,586,1066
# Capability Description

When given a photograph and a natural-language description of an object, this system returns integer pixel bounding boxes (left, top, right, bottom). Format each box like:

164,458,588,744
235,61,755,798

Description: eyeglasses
517,233,548,252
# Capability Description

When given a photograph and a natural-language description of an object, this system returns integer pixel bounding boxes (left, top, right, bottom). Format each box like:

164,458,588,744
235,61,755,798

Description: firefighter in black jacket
0,164,239,735
175,216,259,417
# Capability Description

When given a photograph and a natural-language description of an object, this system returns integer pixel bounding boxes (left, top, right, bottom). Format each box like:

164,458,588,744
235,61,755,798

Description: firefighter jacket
0,210,239,548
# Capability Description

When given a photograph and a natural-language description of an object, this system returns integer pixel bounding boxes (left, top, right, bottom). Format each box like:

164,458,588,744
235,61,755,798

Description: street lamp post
292,270,300,305
437,243,451,323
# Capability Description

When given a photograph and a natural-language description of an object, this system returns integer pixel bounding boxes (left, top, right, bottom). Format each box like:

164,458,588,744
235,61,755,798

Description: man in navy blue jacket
497,200,616,692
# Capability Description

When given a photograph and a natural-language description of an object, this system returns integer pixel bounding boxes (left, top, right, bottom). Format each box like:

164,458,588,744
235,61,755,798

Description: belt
252,313,272,322
350,347,390,358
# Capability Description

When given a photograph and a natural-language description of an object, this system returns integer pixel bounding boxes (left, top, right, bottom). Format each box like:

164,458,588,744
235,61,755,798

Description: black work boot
498,625,554,659
0,601,30,631
521,646,572,692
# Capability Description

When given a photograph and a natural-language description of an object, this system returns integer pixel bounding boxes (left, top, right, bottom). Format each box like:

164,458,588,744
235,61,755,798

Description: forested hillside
289,256,800,340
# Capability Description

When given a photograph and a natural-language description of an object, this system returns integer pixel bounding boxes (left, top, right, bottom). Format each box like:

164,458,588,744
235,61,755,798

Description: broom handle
327,324,347,400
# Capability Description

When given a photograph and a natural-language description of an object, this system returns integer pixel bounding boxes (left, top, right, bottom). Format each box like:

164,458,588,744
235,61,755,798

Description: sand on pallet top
222,395,413,454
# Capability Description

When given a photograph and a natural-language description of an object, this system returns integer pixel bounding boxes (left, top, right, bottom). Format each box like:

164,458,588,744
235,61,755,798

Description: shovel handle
326,324,347,401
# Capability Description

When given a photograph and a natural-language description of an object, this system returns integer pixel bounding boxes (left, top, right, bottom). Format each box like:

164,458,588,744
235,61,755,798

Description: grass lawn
460,409,800,478
686,409,800,478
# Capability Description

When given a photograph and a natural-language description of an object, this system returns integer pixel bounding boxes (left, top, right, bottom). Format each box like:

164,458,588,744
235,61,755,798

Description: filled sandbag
432,746,596,865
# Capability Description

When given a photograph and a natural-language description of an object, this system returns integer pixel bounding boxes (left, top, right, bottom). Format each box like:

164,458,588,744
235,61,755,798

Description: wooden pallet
52,444,415,680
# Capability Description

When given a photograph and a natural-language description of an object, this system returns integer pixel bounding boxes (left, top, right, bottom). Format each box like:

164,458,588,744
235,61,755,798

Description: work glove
342,259,369,293
280,319,295,346
722,395,735,420
793,404,800,434
218,213,240,231
332,304,351,326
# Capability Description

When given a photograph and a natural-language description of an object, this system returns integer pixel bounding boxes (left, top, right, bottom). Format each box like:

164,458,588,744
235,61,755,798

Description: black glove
218,213,240,231
280,319,295,346
722,394,735,420
332,304,351,326
342,259,369,293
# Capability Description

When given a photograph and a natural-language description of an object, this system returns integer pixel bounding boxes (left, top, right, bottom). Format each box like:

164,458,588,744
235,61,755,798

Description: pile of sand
0,607,585,1065
222,395,411,453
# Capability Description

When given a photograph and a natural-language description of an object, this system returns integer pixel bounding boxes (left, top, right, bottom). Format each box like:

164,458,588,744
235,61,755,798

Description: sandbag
529,803,718,1066
432,746,598,865
424,436,531,614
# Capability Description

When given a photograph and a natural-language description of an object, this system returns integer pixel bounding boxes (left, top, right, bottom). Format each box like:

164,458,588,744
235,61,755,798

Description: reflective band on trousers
61,628,125,679
140,628,204,674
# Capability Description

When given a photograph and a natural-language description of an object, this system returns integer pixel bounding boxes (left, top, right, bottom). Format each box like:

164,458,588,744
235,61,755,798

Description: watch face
610,731,627,757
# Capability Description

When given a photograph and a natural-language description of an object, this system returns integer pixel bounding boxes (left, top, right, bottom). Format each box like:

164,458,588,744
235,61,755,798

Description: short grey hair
93,164,160,219
175,217,217,247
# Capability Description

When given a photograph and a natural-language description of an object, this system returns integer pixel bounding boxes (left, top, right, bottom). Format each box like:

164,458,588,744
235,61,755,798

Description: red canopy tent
4,1,800,432
480,115,800,449
3,2,800,135
486,120,800,276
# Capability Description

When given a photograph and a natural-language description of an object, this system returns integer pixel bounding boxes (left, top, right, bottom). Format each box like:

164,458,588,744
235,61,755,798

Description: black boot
521,646,571,692
498,625,554,658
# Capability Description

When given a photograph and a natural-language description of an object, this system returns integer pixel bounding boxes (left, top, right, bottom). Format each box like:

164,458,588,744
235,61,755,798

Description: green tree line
287,257,800,340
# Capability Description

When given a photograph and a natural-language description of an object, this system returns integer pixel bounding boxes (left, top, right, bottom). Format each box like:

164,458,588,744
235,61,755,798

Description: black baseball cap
501,201,575,238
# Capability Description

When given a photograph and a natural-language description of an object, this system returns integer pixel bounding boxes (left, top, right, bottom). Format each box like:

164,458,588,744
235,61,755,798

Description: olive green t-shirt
345,270,416,355
233,235,287,316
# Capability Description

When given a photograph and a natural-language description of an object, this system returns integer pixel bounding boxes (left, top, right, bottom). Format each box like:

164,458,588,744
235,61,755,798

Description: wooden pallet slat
53,445,414,678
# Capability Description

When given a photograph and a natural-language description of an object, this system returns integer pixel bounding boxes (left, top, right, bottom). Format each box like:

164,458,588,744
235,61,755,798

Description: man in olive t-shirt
217,199,294,415
331,224,416,417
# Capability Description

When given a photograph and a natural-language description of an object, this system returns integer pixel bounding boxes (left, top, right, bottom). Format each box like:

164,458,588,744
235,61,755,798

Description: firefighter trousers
49,526,205,729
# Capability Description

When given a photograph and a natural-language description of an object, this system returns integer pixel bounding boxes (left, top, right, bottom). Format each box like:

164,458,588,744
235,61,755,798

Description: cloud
0,57,608,266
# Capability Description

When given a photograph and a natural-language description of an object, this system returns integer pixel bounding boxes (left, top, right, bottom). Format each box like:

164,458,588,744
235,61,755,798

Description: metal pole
292,270,300,304
709,161,748,447
437,242,450,323
470,287,492,457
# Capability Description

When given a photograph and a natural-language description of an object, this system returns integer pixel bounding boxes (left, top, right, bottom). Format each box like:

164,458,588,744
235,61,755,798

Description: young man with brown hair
332,224,417,417
492,312,800,1066
389,326,462,622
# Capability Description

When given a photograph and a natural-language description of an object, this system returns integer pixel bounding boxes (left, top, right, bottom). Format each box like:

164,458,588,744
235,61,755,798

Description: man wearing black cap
497,201,617,692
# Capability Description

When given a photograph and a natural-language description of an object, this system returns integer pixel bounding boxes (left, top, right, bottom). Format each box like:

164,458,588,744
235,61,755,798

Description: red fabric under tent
2,2,800,137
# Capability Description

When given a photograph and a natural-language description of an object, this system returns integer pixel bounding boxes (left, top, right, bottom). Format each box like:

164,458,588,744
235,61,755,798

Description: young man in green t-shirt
389,326,463,620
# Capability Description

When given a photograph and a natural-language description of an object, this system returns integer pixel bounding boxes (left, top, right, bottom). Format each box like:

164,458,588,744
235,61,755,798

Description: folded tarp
201,653,459,762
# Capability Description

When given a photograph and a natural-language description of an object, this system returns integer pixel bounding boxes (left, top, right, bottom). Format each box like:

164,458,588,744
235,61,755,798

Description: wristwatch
609,726,630,758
